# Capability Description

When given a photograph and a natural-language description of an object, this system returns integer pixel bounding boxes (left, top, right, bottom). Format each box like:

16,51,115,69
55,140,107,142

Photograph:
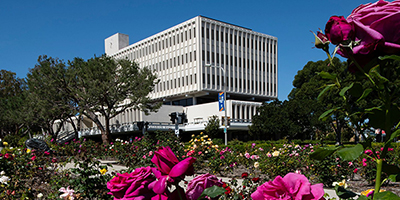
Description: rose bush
251,173,325,200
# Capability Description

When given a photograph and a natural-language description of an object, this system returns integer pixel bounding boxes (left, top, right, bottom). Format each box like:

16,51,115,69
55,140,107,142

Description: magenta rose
151,146,180,175
251,173,325,200
347,0,400,55
186,173,223,200
151,146,196,194
107,166,156,200
325,16,355,45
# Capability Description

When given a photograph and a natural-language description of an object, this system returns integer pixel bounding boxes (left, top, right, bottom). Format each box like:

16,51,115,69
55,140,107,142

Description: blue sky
0,0,371,100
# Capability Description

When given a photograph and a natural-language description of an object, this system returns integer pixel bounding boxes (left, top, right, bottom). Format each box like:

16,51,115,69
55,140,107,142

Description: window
206,28,209,39
234,34,237,45
190,75,193,85
202,50,205,61
211,29,214,40
216,30,219,41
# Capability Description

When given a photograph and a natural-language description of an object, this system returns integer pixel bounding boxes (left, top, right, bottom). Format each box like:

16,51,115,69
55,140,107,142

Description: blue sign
218,92,225,112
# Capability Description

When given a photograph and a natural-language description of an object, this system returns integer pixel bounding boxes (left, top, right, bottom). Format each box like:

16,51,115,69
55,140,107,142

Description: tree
249,100,299,140
68,55,160,144
26,56,78,140
0,70,27,137
289,58,350,144
204,115,222,138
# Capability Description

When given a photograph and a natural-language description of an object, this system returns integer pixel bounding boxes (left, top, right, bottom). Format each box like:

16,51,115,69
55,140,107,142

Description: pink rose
251,173,324,200
362,158,368,167
245,153,250,159
325,16,355,45
107,166,156,199
186,174,223,200
365,149,373,155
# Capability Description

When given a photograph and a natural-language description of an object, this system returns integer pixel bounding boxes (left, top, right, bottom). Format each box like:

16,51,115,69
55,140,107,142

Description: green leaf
388,174,400,182
357,195,371,200
387,129,400,145
369,65,388,90
198,186,225,199
374,191,400,200
337,144,364,161
379,55,400,61
335,185,357,199
357,88,373,102
365,106,382,112
318,71,337,80
310,146,339,160
319,108,339,121
382,162,400,175
318,84,335,100
339,83,353,97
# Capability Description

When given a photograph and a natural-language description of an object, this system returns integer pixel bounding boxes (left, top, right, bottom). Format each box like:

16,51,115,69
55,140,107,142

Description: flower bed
1,132,399,199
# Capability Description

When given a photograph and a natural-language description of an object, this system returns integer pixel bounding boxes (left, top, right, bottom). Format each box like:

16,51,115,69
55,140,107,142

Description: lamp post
205,63,228,145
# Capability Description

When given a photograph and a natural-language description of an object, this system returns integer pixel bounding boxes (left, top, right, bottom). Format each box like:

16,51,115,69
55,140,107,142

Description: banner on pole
218,92,225,112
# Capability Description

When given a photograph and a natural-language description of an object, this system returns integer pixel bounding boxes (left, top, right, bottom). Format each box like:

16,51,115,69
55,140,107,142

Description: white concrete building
57,16,277,141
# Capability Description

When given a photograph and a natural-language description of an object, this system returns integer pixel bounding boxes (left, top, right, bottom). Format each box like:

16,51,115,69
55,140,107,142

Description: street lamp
205,63,228,145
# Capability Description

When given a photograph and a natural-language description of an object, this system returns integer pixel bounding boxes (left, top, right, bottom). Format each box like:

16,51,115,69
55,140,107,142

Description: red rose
252,177,260,183
241,172,249,178
225,186,232,195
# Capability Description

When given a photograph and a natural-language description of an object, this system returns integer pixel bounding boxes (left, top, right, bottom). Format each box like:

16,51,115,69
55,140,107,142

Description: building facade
56,16,277,141
107,16,277,106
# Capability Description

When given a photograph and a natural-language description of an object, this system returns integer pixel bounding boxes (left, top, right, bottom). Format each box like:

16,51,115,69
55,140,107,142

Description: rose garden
2,0,400,199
